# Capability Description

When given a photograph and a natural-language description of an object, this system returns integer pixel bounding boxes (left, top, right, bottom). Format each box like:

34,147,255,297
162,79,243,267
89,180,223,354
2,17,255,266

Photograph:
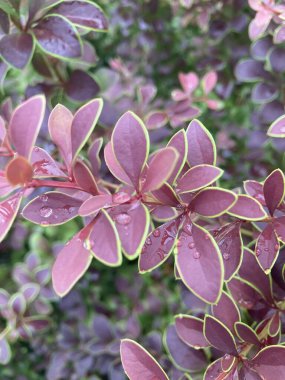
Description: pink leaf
256,223,279,273
142,147,178,193
89,210,122,266
79,194,113,216
112,111,149,190
48,104,73,170
176,222,223,304
175,315,210,349
9,95,45,159
22,191,81,226
177,164,223,194
104,141,132,185
186,119,216,166
52,227,92,296
263,169,285,216
71,98,103,162
228,194,267,220
190,188,237,217
31,146,66,178
202,71,217,94
120,339,169,380
0,192,22,242
73,160,99,195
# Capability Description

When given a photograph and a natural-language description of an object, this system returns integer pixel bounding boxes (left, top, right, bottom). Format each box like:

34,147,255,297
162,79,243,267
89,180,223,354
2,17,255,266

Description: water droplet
193,250,200,259
153,229,161,238
156,248,166,260
112,191,131,204
224,354,231,360
83,240,91,250
39,194,48,202
223,252,230,261
188,242,195,249
145,237,152,246
115,213,131,225
34,147,39,152
256,248,261,256
280,126,285,133
40,206,52,218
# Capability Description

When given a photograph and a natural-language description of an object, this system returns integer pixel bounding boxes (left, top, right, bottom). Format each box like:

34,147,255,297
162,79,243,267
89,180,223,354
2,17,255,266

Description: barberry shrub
0,94,285,377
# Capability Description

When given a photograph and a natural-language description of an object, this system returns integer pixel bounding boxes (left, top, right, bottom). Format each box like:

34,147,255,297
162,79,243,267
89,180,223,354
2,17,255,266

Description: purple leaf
269,47,285,73
268,115,285,137
9,95,45,159
22,191,81,226
177,165,223,194
111,202,149,260
249,11,272,41
33,15,81,58
9,292,26,314
213,222,243,281
112,111,149,190
48,104,73,170
250,346,285,379
65,70,99,102
0,338,11,364
255,223,279,273
145,111,168,130
175,315,210,349
166,130,187,183
164,324,206,372
239,248,274,304
190,188,237,217
142,147,178,192
244,180,265,205
139,218,180,273
228,277,262,310
52,226,92,296
104,142,132,185
203,358,223,380
273,216,285,244
54,0,108,31
251,82,278,104
186,119,216,166
263,169,285,215
204,315,238,356
88,137,103,177
235,59,268,82
228,194,266,220
71,98,103,162
89,210,122,266
120,339,169,380
152,183,180,207
24,316,50,331
0,32,33,69
0,192,22,242
21,283,40,303
79,194,113,216
274,25,285,44
31,146,66,178
73,160,99,195
176,222,223,304
211,291,240,332
251,37,272,61
234,322,260,346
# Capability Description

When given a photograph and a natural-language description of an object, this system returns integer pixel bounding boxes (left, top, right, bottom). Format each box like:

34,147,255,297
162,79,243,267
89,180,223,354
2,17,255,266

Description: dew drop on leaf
39,194,48,202
145,237,152,246
153,229,160,237
115,213,131,225
223,252,230,260
193,250,201,259
39,206,53,218
188,242,195,249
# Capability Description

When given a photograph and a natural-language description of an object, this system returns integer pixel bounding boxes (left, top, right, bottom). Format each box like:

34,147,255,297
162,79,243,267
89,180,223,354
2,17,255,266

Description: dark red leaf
175,315,210,348
263,169,285,216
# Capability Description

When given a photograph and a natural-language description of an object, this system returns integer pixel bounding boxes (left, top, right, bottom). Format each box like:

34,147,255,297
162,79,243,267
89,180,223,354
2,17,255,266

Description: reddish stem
27,179,84,192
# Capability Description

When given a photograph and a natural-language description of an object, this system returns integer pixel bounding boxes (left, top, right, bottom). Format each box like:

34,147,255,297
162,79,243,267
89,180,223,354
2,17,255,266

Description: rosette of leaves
235,35,285,130
0,0,108,101
120,284,285,379
0,250,54,365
